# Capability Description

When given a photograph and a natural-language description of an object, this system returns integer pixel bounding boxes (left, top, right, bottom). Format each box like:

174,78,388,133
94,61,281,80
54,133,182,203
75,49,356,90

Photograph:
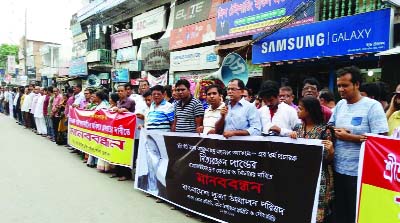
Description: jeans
45,116,54,139
333,171,357,223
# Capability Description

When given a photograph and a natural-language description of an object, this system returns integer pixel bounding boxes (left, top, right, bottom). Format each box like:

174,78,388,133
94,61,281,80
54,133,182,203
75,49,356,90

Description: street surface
0,113,203,223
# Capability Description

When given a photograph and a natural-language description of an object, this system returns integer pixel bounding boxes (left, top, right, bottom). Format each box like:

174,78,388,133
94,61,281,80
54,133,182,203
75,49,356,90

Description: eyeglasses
227,88,241,91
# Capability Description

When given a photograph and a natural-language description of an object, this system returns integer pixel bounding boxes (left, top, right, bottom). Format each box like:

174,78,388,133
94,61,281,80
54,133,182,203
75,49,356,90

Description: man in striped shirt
147,85,174,131
171,79,204,133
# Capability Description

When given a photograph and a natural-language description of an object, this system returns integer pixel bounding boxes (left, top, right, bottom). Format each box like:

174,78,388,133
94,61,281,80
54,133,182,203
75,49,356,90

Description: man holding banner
329,66,388,223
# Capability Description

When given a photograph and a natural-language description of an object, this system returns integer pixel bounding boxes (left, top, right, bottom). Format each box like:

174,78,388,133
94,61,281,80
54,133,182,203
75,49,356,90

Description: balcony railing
319,0,386,21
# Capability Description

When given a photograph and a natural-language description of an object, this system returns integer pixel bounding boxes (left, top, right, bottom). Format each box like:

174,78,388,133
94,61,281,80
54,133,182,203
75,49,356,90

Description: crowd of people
1,65,399,223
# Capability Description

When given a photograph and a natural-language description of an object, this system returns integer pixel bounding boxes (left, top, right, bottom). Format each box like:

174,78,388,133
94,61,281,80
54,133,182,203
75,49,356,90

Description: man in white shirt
127,81,150,168
199,84,224,134
258,80,299,136
72,84,85,108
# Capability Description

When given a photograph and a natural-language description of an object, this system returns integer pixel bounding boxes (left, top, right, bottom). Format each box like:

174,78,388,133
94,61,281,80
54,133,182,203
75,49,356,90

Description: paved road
0,114,203,223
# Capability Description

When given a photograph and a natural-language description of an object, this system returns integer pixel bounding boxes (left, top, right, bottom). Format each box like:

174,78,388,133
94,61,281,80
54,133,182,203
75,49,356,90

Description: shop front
251,8,393,96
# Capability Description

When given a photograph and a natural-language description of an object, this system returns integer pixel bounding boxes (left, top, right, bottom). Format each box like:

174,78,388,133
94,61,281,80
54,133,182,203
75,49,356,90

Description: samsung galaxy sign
252,9,392,64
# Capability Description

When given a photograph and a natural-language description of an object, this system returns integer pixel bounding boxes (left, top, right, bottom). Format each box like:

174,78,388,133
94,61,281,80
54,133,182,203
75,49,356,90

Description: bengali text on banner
68,108,136,167
357,135,400,223
134,131,323,223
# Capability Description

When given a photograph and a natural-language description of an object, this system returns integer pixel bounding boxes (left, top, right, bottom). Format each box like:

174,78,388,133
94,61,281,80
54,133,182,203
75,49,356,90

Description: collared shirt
388,111,400,136
47,95,54,116
175,96,204,133
117,97,136,113
130,94,148,138
30,93,40,114
329,97,388,176
72,91,84,106
79,99,89,109
147,99,174,131
203,103,224,134
43,95,50,116
290,103,298,111
321,105,332,123
52,94,63,117
224,98,262,136
65,96,75,117
13,93,19,106
259,102,299,136
21,93,32,112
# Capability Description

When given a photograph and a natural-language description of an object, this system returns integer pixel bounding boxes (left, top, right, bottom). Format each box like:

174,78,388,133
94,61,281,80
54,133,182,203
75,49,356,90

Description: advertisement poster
116,46,138,62
141,38,170,71
132,6,167,39
68,108,136,167
111,30,133,50
69,56,87,76
216,0,315,40
170,45,219,72
135,131,323,223
111,68,129,82
357,135,400,223
252,9,391,64
170,18,216,50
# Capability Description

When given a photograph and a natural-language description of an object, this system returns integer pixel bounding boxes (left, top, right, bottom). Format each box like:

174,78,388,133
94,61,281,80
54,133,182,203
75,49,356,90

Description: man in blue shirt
329,66,388,223
215,78,261,138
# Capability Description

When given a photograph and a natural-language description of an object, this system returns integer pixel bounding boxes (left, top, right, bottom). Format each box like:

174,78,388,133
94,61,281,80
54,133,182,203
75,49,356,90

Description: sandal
110,174,118,178
118,176,128,181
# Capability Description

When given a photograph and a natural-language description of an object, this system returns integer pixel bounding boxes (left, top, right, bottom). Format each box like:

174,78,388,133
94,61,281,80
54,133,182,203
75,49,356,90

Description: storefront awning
376,46,400,56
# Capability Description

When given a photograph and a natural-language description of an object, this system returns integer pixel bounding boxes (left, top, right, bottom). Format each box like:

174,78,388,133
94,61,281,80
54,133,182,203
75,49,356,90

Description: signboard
252,9,392,64
86,50,101,63
170,18,216,50
72,40,87,58
132,6,167,40
135,131,323,223
216,0,315,41
68,108,136,167
73,32,88,43
173,0,223,29
71,23,83,36
69,56,87,76
170,45,219,72
7,55,16,74
141,38,170,71
357,135,400,223
111,30,133,50
111,68,129,82
27,67,36,79
116,46,138,62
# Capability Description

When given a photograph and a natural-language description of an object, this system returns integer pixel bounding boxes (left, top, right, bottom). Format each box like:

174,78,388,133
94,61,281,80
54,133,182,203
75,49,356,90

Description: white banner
132,6,167,40
148,71,168,86
170,45,219,72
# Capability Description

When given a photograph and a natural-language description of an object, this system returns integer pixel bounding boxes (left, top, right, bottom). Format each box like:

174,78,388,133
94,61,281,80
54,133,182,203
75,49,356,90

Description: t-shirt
329,97,388,176
174,96,204,133
147,99,174,131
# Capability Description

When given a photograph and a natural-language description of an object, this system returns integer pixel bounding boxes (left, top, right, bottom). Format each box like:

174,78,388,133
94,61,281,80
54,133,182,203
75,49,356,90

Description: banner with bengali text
68,108,136,167
357,135,400,223
134,131,323,223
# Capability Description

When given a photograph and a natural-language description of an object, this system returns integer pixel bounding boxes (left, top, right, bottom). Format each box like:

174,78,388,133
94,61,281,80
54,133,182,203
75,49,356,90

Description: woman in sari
289,96,334,223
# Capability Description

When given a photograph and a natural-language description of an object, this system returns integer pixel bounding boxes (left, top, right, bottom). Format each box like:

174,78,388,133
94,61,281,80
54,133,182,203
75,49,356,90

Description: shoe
70,150,78,153
117,176,130,181
155,199,163,203
110,174,118,178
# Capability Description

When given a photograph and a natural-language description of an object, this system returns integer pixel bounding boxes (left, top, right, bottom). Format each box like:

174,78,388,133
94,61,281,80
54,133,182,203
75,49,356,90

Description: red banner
357,135,400,223
169,18,216,50
68,108,136,167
